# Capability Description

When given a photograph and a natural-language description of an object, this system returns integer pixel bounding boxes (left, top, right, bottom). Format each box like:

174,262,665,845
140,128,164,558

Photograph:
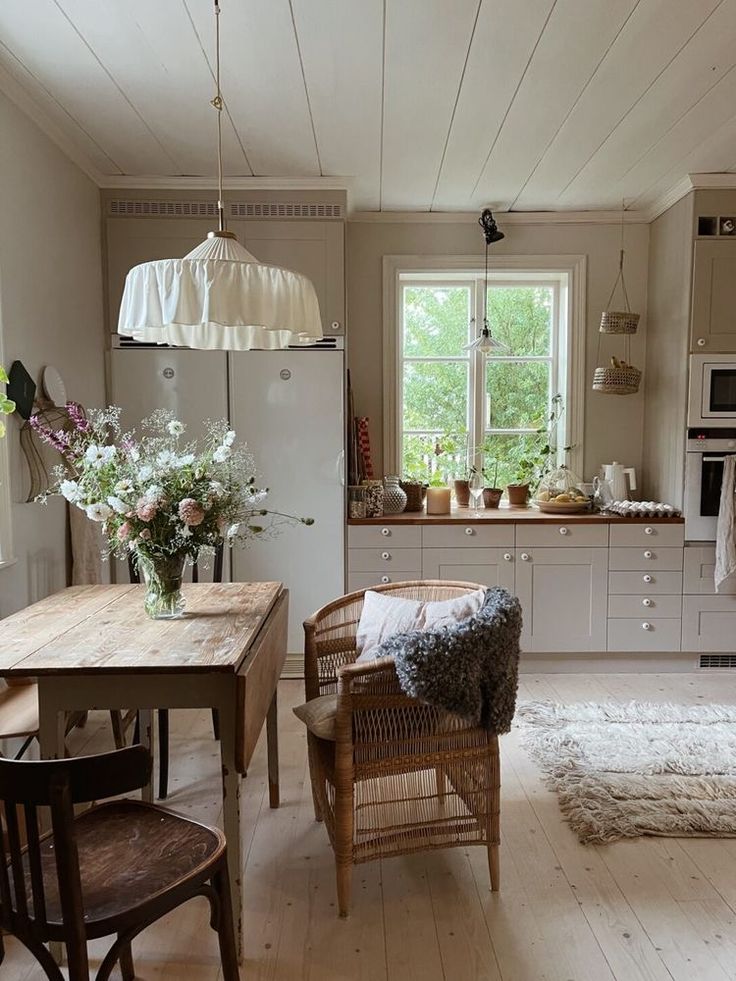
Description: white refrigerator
109,343,345,654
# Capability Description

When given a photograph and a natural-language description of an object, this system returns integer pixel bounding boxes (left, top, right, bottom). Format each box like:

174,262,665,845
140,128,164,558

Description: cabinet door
682,595,736,651
691,240,736,352
422,548,515,591
515,548,608,652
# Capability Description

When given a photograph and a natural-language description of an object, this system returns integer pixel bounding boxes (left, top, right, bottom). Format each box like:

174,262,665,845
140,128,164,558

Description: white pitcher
601,462,637,501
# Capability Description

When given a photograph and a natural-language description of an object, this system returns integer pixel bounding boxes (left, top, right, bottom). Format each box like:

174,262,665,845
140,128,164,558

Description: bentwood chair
127,544,224,798
301,580,516,917
0,745,238,980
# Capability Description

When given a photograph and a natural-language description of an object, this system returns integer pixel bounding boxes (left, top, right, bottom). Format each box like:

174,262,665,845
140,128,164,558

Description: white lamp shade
117,234,323,350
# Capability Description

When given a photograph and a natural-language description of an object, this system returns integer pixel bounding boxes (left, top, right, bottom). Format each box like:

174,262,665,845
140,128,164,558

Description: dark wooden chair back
0,746,151,940
127,543,224,585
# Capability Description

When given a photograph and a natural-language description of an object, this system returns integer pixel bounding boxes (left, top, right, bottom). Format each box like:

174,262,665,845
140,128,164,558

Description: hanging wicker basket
600,310,640,334
592,364,641,395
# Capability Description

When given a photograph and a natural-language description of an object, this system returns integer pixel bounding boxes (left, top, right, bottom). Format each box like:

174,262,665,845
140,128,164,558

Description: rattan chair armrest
337,656,397,683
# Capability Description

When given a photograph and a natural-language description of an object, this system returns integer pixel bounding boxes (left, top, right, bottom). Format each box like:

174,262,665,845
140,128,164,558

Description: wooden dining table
0,580,288,960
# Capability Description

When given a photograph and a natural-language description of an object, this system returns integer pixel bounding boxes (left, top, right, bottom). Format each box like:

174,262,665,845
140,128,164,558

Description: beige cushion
355,587,486,662
293,694,338,740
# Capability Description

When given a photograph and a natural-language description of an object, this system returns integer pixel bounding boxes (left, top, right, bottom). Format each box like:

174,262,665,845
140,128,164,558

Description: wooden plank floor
4,673,736,980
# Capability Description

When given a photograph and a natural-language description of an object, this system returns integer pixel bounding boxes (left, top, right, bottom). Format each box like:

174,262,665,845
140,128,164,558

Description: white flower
137,465,153,481
86,502,112,522
107,495,129,515
129,446,141,462
179,524,193,539
167,420,185,437
213,445,231,463
176,453,195,467
84,444,115,469
156,449,178,469
209,480,225,497
60,479,82,503
227,522,240,539
143,484,163,501
223,430,236,447
114,479,134,496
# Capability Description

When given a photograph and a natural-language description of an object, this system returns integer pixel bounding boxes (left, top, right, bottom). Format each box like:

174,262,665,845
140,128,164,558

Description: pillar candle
426,486,451,515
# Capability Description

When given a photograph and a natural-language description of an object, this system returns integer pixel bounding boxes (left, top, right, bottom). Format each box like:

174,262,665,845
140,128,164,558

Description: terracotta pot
483,487,503,509
506,483,530,507
454,479,470,507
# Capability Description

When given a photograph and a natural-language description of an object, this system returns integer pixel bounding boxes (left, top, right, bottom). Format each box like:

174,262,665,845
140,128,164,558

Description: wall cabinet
690,239,736,353
514,547,608,652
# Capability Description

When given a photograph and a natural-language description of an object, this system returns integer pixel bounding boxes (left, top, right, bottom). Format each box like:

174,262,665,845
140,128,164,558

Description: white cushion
355,588,486,662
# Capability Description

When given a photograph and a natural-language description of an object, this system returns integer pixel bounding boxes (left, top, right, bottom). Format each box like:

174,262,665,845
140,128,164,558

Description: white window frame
383,254,586,479
0,315,15,569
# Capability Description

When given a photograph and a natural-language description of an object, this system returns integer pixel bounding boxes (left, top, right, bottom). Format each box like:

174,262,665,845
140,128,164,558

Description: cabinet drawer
608,594,682,618
348,571,422,592
608,618,682,652
422,524,514,548
608,547,683,571
608,571,683,594
422,548,515,591
348,547,422,572
515,524,608,547
348,525,421,548
682,594,736,651
609,523,684,547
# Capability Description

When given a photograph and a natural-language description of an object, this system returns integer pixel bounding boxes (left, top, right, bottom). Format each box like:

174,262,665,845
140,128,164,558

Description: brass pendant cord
211,0,226,233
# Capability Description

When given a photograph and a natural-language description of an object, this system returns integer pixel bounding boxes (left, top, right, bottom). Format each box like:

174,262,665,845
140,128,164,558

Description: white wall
347,218,650,482
0,90,105,618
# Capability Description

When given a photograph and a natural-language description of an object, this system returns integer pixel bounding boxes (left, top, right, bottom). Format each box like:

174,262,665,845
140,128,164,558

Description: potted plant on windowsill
482,461,503,509
506,395,568,508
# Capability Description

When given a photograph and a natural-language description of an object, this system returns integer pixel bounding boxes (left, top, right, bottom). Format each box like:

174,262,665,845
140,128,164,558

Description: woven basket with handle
599,310,640,334
592,364,641,395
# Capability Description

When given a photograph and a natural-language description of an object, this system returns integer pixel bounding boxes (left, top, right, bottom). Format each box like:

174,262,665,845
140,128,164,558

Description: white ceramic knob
729,441,736,450
697,337,706,347
642,622,652,631
381,551,390,560
559,527,569,536
642,598,652,607
643,574,653,583
503,553,512,561
644,526,654,535
381,527,391,536
521,553,530,561
644,550,653,559
381,575,390,583
465,527,474,536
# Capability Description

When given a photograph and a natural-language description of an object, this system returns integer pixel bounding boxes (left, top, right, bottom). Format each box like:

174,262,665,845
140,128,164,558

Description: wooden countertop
348,506,684,526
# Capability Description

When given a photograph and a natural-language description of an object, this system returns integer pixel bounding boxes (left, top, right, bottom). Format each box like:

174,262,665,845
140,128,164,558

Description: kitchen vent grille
699,654,736,669
107,200,343,220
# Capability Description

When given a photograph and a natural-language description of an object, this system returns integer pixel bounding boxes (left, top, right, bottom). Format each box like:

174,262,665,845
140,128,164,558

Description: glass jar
348,485,367,519
362,479,384,517
534,464,589,509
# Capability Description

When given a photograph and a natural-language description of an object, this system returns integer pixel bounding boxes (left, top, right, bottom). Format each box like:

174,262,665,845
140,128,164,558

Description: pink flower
117,521,132,542
178,497,205,526
136,499,158,521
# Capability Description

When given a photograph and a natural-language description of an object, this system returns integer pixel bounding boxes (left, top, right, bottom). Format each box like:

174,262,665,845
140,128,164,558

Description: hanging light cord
211,0,225,232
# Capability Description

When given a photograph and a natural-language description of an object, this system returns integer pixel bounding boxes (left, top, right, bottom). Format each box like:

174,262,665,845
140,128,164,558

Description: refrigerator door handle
336,449,345,486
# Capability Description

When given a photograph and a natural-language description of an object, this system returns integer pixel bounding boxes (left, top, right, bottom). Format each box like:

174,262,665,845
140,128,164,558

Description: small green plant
0,365,16,438
512,394,569,487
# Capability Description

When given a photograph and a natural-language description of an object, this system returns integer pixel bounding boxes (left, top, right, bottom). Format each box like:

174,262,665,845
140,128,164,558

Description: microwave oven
688,354,736,426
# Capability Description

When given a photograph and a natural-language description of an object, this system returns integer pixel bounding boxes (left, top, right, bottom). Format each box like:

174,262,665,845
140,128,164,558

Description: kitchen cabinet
422,548,515,591
514,547,608,652
682,595,736,651
690,239,736,353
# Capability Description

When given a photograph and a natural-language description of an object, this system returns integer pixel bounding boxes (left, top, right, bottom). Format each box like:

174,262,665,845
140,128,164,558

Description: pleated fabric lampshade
117,230,323,351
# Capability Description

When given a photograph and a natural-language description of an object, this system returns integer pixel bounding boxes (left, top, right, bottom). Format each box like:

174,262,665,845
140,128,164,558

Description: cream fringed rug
517,701,736,844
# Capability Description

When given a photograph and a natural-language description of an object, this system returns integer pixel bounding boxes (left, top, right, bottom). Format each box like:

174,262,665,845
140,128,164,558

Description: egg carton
603,500,681,518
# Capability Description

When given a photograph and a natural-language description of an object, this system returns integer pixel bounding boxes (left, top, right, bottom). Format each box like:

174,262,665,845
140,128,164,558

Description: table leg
218,694,243,963
138,709,155,804
266,690,279,809
37,685,67,968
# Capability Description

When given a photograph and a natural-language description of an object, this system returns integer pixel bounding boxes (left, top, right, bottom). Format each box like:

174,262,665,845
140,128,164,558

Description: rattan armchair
303,580,502,917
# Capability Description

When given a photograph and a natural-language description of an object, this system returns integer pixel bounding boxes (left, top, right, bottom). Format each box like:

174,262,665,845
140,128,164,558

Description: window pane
480,433,547,490
487,360,550,430
403,361,468,433
486,286,552,356
402,433,469,483
403,286,470,356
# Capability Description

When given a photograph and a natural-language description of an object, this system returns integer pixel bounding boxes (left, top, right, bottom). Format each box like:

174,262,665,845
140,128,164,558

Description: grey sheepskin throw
518,700,736,844
372,587,521,731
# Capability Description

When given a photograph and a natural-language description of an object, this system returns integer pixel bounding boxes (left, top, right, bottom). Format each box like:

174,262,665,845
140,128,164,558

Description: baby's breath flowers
33,405,312,565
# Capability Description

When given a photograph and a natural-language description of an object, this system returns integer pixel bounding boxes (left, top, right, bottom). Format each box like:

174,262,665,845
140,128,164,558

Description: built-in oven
689,354,736,426
684,428,736,540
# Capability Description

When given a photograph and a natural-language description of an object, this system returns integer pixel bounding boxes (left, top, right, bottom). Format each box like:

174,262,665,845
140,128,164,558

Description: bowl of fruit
532,465,591,514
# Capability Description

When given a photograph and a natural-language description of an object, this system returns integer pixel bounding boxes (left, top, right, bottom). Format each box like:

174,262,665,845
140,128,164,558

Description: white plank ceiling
1,0,736,213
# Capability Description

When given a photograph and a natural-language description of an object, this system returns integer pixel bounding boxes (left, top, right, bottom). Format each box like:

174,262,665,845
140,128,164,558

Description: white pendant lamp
464,209,505,354
117,1,322,350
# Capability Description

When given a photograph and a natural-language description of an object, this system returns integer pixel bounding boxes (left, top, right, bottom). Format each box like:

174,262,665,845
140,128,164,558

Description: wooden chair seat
13,799,225,939
0,684,38,740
